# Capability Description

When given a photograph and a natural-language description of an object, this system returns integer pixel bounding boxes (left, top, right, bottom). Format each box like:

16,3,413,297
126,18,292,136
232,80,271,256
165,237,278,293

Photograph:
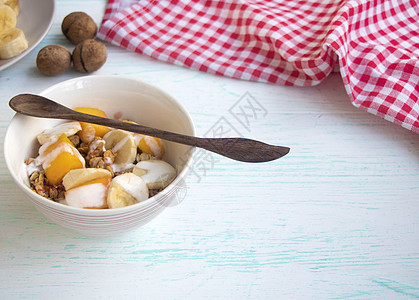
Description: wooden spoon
9,94,290,163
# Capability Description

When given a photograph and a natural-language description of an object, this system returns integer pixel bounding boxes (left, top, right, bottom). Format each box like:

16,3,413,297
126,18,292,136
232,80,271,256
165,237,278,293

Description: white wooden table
1,1,418,299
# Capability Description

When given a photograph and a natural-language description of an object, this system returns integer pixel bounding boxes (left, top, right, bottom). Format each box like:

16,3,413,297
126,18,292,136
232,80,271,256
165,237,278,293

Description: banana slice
103,130,137,166
107,173,148,209
0,27,28,59
0,5,16,32
62,168,112,191
122,120,165,159
0,0,19,15
63,168,112,209
37,121,82,145
133,160,176,189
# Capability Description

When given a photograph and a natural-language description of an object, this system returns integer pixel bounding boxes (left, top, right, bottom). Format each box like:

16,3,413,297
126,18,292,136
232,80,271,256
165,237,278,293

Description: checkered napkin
98,0,419,133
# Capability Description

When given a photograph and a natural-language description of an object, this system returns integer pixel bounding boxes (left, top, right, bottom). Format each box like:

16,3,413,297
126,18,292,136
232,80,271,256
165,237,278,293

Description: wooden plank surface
0,1,418,299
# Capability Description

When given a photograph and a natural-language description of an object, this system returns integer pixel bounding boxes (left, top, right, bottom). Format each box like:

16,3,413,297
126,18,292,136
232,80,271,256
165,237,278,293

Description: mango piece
41,134,85,185
75,107,111,143
138,135,165,159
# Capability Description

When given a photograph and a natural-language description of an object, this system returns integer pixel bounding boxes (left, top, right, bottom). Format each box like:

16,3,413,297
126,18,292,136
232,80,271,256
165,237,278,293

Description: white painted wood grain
0,0,418,299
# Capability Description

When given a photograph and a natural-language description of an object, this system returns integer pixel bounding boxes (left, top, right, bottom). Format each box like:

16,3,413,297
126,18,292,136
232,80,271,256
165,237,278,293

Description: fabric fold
98,0,419,133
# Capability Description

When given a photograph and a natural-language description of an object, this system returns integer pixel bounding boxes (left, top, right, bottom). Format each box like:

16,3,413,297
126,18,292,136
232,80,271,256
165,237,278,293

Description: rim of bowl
4,75,196,216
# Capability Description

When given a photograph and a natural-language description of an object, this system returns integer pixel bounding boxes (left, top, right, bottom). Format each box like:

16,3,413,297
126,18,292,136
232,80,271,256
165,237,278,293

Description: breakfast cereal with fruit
25,107,176,209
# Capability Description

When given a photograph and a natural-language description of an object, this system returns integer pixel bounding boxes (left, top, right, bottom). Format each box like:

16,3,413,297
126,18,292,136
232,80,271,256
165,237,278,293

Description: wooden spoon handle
57,113,290,163
9,94,290,163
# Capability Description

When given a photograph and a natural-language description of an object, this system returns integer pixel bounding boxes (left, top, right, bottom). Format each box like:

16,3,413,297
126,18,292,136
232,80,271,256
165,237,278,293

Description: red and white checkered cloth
98,0,419,133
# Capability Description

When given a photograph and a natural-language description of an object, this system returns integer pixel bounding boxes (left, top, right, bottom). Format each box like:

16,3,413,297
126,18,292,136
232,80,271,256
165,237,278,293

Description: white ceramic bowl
4,75,195,236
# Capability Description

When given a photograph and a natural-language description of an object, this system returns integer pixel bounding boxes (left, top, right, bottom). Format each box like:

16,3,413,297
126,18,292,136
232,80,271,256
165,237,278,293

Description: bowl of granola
4,75,195,236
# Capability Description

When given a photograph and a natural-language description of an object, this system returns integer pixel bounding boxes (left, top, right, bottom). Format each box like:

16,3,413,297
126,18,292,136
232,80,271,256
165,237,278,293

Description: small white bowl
4,75,195,236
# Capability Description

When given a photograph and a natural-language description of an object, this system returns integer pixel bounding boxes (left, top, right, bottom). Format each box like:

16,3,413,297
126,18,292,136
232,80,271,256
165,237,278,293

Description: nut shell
36,45,72,76
62,12,97,44
72,39,107,73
